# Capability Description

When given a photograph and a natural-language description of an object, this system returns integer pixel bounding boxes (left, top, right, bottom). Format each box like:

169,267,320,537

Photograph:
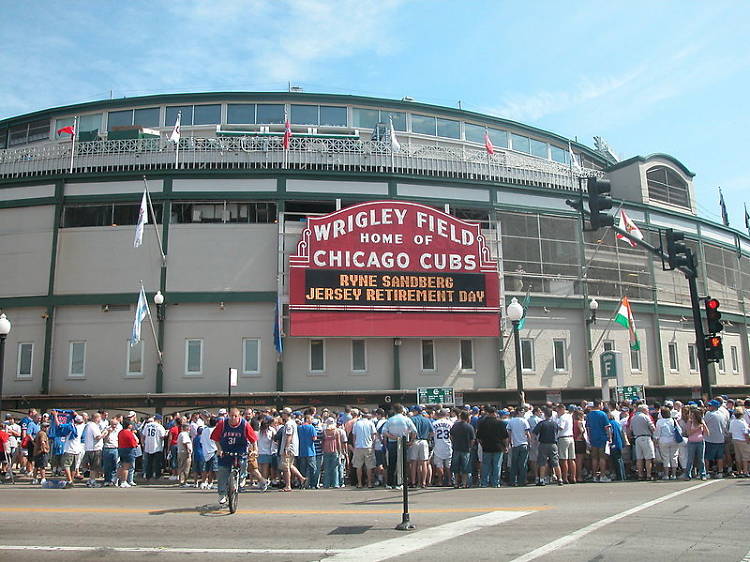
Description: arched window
647,166,690,209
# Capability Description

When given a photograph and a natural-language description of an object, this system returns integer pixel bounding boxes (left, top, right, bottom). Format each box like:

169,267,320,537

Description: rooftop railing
0,136,600,190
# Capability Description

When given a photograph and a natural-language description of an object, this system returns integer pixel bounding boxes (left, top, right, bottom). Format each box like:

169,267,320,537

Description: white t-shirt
6,423,20,448
141,421,167,454
352,418,377,449
729,418,750,441
64,422,86,455
282,419,299,456
189,419,205,439
704,410,727,444
556,413,573,438
177,431,192,453
655,417,677,443
83,421,103,451
432,418,454,459
507,416,531,447
200,425,218,459
257,427,276,456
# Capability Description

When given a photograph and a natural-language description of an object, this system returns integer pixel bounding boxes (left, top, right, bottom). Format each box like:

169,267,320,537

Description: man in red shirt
166,416,182,480
211,408,257,504
0,427,10,476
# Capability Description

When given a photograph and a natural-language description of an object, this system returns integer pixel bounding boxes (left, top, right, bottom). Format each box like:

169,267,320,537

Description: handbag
672,420,684,443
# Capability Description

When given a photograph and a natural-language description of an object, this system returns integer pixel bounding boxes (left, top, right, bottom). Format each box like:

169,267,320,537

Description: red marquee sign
289,201,499,337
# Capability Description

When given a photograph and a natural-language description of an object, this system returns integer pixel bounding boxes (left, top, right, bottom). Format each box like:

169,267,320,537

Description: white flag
130,285,149,346
568,140,581,170
389,116,400,152
616,209,643,248
169,112,181,144
133,188,148,248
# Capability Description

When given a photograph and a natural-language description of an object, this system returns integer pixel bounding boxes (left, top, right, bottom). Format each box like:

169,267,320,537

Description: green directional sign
417,386,455,406
600,350,620,380
616,385,645,402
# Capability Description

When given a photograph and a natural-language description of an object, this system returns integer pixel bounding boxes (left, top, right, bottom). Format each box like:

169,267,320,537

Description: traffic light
705,334,724,362
586,177,614,229
665,229,692,270
705,298,723,334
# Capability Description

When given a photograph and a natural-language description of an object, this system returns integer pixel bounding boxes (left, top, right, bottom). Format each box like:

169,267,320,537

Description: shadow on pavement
149,503,228,516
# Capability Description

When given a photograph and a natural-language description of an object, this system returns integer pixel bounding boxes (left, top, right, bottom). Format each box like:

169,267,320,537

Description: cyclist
211,407,257,505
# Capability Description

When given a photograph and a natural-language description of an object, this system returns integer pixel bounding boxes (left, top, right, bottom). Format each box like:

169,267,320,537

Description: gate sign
417,387,455,406
616,385,645,402
289,201,499,337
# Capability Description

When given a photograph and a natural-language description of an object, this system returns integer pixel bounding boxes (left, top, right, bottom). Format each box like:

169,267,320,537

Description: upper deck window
647,166,690,209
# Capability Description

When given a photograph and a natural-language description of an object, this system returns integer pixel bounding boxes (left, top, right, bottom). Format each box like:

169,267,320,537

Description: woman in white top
257,416,278,484
655,407,681,480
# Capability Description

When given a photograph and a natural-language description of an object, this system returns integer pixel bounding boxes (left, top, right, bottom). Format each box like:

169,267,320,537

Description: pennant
614,296,640,351
484,128,495,155
616,209,643,248
56,125,75,137
283,119,293,150
517,290,531,330
133,188,148,248
744,203,749,234
568,140,581,170
130,285,149,346
169,112,181,144
273,298,284,354
719,187,729,227
389,116,400,152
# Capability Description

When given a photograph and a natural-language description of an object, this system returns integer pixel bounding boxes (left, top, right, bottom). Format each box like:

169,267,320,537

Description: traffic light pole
687,269,712,399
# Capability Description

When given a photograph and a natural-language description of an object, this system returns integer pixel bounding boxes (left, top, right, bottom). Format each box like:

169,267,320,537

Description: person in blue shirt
607,411,628,481
296,415,318,488
408,407,434,488
192,427,204,487
586,401,613,482
310,417,324,489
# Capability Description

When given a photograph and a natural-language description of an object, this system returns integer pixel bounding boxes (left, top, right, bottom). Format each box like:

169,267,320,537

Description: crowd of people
1,395,749,503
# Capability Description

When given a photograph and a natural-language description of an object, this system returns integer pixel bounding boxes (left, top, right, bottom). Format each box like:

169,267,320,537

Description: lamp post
0,313,12,419
153,292,165,397
587,298,599,325
154,291,165,321
507,298,525,406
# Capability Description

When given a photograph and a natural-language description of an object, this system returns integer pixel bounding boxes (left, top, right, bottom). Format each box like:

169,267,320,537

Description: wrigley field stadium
0,91,749,413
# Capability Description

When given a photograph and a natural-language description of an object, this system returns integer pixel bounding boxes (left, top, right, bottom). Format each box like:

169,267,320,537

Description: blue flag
517,291,531,330
273,298,283,354
719,187,729,227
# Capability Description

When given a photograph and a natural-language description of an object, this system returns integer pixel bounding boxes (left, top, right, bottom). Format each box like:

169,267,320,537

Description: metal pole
227,368,232,412
512,320,524,406
0,335,6,419
687,263,711,399
395,435,415,531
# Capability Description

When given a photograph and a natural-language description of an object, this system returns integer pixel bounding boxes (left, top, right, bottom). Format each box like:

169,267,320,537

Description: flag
484,128,495,155
389,116,400,152
283,119,292,150
130,285,149,346
169,112,181,144
568,140,581,170
744,203,749,234
614,296,640,351
56,125,75,137
273,298,284,354
517,290,531,330
616,209,643,248
719,187,729,226
133,188,148,248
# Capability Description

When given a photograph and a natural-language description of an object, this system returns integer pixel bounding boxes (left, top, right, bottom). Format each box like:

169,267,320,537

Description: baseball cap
664,400,674,407
74,415,83,423
708,400,720,408
218,408,228,415
127,411,136,418
281,407,292,415
154,414,163,420
471,406,479,412
499,409,509,416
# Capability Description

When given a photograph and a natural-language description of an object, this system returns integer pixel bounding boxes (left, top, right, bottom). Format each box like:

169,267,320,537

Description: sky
1,0,748,230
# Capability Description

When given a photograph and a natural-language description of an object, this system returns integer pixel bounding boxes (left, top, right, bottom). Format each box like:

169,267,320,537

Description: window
166,105,193,126
62,203,163,228
421,340,435,371
530,139,548,159
185,339,203,375
291,104,318,125
193,104,221,125
310,339,325,372
603,341,615,352
411,114,436,136
351,340,366,372
256,104,285,124
227,104,256,124
550,145,568,164
69,341,86,378
668,342,679,371
107,107,159,130
553,339,567,371
55,114,102,138
0,128,7,150
319,105,347,126
718,357,726,373
436,117,460,139
520,338,534,371
731,346,739,373
464,124,507,148
352,108,406,131
107,110,132,130
511,133,530,153
243,338,260,375
647,166,690,209
688,344,698,372
17,343,33,379
127,341,143,376
171,201,275,224
8,119,49,146
460,340,474,371
630,347,642,372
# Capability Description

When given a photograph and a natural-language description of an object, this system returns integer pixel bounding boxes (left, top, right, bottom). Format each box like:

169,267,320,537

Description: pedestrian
572,409,587,483
729,409,750,476
684,408,709,480
630,405,656,480
81,412,104,487
586,401,613,482
176,423,193,487
116,420,139,488
608,410,628,481
101,418,120,486
532,407,563,486
408,407,433,488
350,411,377,488
32,421,50,485
381,404,417,489
449,410,475,488
555,404,575,484
297,414,318,488
507,408,531,487
322,418,343,488
279,408,306,491
199,417,219,489
654,407,680,480
431,408,454,486
475,406,508,488
141,416,166,480
704,400,728,478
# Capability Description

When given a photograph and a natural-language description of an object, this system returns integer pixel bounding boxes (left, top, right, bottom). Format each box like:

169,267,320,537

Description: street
0,478,748,561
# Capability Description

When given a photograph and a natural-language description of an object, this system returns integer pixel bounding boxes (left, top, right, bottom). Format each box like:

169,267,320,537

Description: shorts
247,455,259,472
574,440,587,455
352,448,376,470
432,454,451,469
450,451,471,474
557,437,575,460
537,443,560,467
61,452,79,469
407,439,429,461
590,446,608,462
280,453,296,470
634,436,656,460
704,442,725,461
34,453,49,469
118,447,136,466
81,450,102,471
258,454,273,465
733,440,750,466
375,449,386,467
203,455,218,472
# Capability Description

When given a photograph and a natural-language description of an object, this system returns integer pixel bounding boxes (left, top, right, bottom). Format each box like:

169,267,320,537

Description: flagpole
69,116,77,174
174,111,181,169
142,283,163,363
142,176,166,264
589,303,620,357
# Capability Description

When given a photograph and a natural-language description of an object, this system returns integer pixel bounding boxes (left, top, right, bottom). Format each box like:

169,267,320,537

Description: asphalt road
0,477,748,561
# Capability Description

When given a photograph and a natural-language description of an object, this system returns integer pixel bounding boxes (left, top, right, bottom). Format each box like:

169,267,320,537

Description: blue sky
1,1,748,229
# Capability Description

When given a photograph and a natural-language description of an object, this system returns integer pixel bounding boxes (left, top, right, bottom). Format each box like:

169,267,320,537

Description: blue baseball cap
708,400,720,408
471,406,479,412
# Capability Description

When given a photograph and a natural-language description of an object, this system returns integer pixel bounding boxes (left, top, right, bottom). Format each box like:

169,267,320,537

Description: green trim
0,197,56,209
41,181,64,394
155,181,171,395
608,153,695,178
277,177,286,194
393,339,401,390
0,291,277,308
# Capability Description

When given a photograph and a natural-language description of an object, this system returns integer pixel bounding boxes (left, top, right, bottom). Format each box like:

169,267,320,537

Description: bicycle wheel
228,469,239,514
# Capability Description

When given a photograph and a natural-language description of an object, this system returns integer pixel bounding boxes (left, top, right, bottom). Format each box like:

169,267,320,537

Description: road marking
0,546,344,555
323,510,532,562
0,506,549,515
507,480,720,562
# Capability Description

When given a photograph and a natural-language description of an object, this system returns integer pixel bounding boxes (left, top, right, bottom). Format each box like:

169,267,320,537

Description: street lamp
0,313,12,419
154,290,165,321
587,298,599,325
507,298,525,406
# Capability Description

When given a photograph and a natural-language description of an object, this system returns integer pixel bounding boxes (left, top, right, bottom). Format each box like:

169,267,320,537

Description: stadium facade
0,92,748,411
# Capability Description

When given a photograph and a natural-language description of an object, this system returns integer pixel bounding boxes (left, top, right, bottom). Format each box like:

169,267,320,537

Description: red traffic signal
705,334,724,362
707,336,721,348
707,298,720,310
705,297,723,334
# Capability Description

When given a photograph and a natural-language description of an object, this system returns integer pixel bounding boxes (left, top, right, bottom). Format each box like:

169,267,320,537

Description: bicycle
225,452,243,514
